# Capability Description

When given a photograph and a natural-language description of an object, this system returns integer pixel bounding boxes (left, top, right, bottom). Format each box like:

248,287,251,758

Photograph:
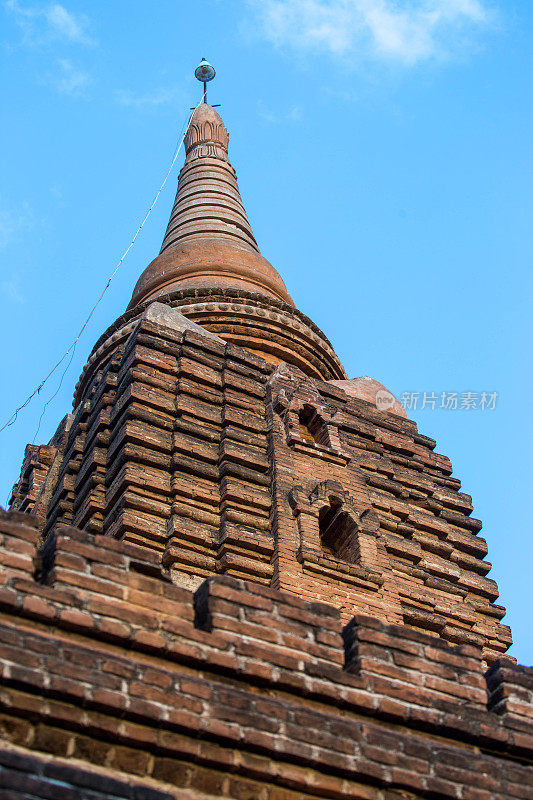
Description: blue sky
1,1,531,664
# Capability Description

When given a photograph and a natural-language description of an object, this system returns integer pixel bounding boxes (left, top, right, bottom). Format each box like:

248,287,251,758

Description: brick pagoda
2,102,531,799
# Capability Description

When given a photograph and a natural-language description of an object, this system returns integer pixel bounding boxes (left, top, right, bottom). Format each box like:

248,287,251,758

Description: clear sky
1,1,531,664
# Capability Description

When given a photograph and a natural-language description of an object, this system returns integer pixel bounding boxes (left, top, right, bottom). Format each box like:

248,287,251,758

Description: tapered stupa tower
131,103,292,305
129,102,345,381
3,64,530,800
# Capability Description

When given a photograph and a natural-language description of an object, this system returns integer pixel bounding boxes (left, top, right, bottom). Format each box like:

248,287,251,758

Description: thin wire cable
0,101,201,437
32,341,78,444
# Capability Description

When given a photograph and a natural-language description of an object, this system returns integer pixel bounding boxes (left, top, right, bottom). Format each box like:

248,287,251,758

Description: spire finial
194,58,216,104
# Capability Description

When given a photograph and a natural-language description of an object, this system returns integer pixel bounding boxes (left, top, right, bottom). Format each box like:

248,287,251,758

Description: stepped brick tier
9,304,512,664
5,101,531,796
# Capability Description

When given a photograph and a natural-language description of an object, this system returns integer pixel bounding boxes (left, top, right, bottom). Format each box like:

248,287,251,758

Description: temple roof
129,104,293,309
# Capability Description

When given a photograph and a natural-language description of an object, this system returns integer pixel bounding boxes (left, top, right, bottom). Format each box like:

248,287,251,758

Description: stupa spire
128,61,345,380
129,102,293,309
160,103,260,256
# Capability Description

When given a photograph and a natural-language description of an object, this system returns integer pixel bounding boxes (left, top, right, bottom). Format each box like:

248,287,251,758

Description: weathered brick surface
487,660,533,724
267,362,511,664
0,514,531,798
10,313,512,664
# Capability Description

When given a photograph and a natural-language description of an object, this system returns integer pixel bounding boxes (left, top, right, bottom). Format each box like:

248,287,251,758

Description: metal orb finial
195,59,216,83
194,58,216,104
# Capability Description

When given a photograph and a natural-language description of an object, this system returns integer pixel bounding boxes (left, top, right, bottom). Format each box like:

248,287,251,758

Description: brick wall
0,511,531,799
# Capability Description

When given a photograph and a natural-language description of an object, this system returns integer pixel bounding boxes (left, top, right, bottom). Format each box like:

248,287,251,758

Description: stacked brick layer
0,512,531,799
10,303,511,664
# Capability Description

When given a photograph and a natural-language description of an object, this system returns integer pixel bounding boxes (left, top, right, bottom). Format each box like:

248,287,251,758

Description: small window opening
319,498,357,562
298,405,328,446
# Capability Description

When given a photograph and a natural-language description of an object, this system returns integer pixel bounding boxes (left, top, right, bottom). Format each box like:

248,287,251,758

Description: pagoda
2,83,531,799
